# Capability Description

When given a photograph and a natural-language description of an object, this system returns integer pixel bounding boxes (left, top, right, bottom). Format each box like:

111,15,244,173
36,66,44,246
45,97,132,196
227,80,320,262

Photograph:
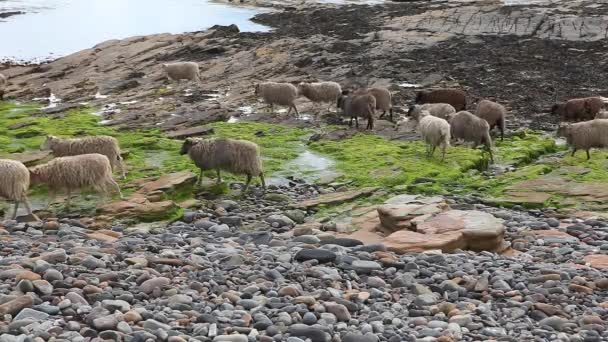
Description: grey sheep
354,87,393,121
0,72,7,101
449,111,494,162
416,88,467,111
552,97,605,122
474,99,507,141
0,159,37,220
557,119,608,160
255,82,299,117
41,135,126,179
407,103,456,121
415,110,451,162
337,93,376,130
162,62,201,83
297,82,342,110
180,137,265,194
29,153,123,208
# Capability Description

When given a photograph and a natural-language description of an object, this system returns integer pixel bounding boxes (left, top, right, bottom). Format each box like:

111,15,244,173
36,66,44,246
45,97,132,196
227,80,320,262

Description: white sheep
254,82,299,117
40,135,126,179
162,62,201,83
0,159,38,220
408,103,456,121
0,72,7,101
557,119,608,159
415,110,450,161
180,138,265,194
297,81,342,112
29,153,123,208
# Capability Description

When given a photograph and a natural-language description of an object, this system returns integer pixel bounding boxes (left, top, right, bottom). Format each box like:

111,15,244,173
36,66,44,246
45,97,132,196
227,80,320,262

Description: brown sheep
551,97,605,122
449,111,494,162
354,87,393,121
337,93,376,130
415,89,467,111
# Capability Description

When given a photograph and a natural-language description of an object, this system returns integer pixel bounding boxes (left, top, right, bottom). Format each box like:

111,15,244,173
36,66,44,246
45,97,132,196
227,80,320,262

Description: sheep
474,99,507,141
415,110,451,162
337,93,376,130
354,87,393,121
162,62,201,83
449,111,494,162
415,88,467,111
557,119,608,160
28,153,123,208
0,72,6,101
0,159,38,220
297,82,342,111
40,135,126,179
551,97,604,122
407,103,456,121
180,137,265,194
254,82,299,117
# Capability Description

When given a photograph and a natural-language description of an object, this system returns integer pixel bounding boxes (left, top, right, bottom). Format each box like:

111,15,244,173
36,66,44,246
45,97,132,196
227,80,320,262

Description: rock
167,126,214,139
350,260,382,273
540,316,567,331
294,249,337,263
377,203,443,232
285,209,306,224
99,199,179,221
288,324,331,342
302,312,317,325
265,214,295,228
0,296,33,316
293,187,379,209
320,238,363,247
92,314,119,331
139,277,170,294
293,235,320,244
342,333,380,342
32,280,53,295
213,335,248,342
143,319,171,331
13,308,49,321
324,303,351,321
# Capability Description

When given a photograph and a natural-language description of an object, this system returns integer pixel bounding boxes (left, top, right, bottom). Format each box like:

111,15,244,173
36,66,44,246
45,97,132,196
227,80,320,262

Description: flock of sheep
1,61,607,220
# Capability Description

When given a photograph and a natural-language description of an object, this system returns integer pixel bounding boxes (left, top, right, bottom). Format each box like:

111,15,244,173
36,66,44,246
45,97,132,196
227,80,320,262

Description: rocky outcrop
340,195,507,254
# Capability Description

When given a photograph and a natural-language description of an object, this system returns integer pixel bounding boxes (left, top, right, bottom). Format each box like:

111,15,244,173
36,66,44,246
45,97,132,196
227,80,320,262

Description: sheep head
415,91,427,104
556,124,571,138
180,138,197,155
40,135,58,150
551,103,564,115
337,95,346,109
28,167,43,185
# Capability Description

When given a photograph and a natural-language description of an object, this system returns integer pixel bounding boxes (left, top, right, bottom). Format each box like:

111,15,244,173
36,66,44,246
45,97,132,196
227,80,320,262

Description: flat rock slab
5,150,52,166
385,230,466,254
292,187,379,209
584,255,608,269
494,191,552,206
99,199,177,221
166,126,215,139
136,171,196,195
378,204,444,232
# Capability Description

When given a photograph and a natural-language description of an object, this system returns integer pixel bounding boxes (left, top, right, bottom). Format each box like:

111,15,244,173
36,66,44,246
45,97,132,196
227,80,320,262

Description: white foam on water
398,83,422,88
94,92,109,99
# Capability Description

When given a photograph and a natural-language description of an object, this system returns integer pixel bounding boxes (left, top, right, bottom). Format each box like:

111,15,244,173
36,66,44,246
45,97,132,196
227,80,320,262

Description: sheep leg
355,117,359,128
65,189,71,209
290,104,299,118
12,201,19,220
118,156,127,180
586,149,591,160
430,145,437,157
22,197,39,221
259,172,266,191
571,148,577,157
108,178,123,199
242,174,252,195
47,191,56,208
197,169,204,186
0,90,4,101
349,117,353,127
389,108,394,122
441,144,447,162
216,169,222,184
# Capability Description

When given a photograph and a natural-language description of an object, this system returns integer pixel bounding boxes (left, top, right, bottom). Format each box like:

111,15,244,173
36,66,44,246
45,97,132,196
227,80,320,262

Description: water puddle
144,150,171,168
503,0,550,5
33,93,61,109
228,106,254,123
268,149,340,186
0,0,270,61
398,82,422,88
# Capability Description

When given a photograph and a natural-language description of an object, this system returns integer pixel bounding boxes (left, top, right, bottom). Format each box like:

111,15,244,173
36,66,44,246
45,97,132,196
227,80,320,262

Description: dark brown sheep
415,88,467,111
551,97,605,122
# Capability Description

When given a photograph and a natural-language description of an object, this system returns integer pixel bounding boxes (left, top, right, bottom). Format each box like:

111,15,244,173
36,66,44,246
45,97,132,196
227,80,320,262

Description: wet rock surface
1,183,608,341
2,0,607,133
